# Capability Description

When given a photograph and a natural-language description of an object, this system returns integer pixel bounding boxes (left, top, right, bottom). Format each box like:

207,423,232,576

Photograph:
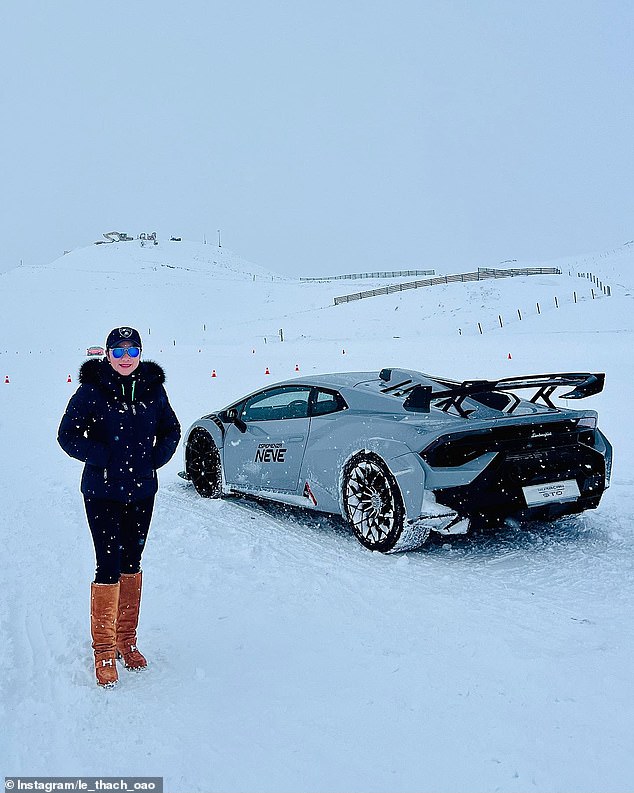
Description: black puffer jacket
58,359,181,502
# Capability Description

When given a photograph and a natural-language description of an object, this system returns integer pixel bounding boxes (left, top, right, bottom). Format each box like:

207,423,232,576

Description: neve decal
255,443,287,463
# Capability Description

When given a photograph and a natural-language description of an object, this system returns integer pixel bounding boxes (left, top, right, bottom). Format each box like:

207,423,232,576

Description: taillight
576,416,597,446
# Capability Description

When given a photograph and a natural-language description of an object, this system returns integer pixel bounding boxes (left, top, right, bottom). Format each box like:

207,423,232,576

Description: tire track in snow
2,476,98,771
155,480,634,644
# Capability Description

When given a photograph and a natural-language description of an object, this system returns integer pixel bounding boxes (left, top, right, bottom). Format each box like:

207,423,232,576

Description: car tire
342,453,406,552
186,430,223,498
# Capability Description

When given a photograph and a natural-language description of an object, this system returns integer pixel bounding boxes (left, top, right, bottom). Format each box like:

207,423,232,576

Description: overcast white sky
1,0,633,276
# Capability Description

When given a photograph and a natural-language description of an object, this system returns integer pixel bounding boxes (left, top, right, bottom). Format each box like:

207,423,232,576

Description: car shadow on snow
422,512,611,560
224,492,354,543
215,489,611,561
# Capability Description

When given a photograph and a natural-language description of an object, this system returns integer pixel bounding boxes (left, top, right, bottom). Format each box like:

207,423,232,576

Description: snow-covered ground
1,237,633,792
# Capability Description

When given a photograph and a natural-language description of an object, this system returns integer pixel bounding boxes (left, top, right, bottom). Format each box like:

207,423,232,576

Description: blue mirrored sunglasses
110,346,141,359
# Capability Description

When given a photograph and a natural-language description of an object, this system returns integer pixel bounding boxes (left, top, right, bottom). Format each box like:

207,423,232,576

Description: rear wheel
186,430,222,498
342,453,405,552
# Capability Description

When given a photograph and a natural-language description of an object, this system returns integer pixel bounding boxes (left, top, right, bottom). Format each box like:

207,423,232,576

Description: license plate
522,479,580,507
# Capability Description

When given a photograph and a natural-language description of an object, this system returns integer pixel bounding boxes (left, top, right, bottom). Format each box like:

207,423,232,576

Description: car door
223,386,312,493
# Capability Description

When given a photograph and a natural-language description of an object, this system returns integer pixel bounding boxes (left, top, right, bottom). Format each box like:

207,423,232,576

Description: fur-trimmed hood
78,358,166,400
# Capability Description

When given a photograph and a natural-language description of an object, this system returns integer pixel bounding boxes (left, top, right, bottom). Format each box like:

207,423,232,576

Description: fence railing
301,269,435,282
333,267,561,305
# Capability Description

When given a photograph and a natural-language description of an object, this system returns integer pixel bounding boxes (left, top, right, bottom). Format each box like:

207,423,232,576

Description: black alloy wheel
186,430,222,498
342,453,405,552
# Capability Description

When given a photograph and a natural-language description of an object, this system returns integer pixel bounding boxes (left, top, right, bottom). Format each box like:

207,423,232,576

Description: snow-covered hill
1,236,633,792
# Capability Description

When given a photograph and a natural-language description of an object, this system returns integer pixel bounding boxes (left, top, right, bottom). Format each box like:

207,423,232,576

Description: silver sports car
180,368,612,552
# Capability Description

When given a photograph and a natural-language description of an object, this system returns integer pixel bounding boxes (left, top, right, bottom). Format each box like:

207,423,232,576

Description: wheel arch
189,415,226,447
337,447,426,524
184,418,225,459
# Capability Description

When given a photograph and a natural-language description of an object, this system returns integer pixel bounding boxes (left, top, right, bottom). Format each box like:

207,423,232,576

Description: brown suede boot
90,582,120,688
116,571,148,670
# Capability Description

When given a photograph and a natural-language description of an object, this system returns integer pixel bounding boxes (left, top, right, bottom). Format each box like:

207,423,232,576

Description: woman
58,326,181,688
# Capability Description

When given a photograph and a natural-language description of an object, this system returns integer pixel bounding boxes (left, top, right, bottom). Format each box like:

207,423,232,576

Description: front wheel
186,430,222,498
342,453,406,552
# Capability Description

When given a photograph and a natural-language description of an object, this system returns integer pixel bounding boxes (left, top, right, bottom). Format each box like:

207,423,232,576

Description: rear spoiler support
402,372,605,416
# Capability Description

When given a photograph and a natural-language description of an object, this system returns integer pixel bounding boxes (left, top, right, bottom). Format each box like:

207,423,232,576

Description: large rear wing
399,372,605,417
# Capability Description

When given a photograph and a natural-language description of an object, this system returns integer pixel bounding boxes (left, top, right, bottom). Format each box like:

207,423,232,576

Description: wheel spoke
344,457,403,550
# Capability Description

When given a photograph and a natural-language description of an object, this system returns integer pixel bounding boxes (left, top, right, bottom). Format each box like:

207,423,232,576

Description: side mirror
225,407,247,433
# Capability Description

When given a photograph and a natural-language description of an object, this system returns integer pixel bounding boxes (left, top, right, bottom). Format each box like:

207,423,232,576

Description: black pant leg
119,495,155,575
84,498,123,584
